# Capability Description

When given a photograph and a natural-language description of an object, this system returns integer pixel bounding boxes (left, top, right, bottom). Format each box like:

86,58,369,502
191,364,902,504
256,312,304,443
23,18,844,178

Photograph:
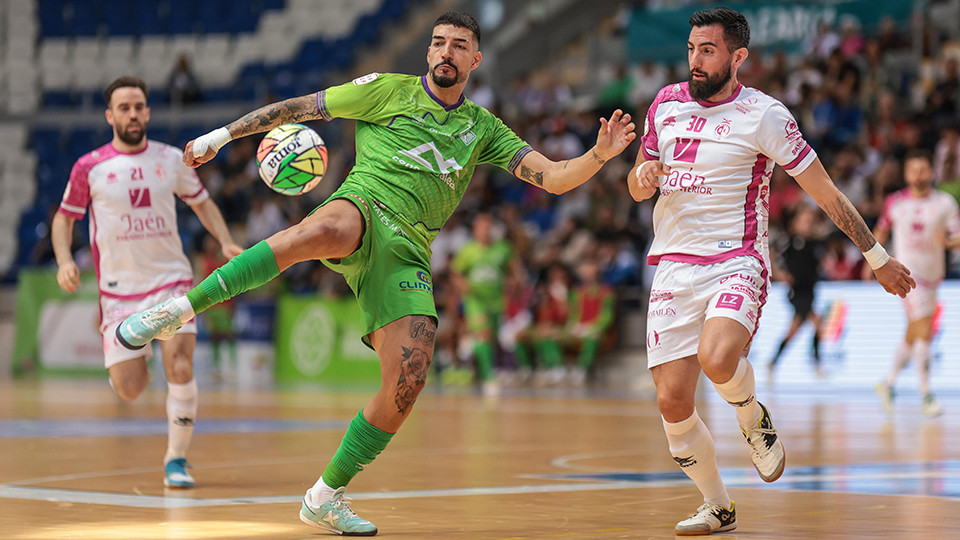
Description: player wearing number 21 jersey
116,12,636,535
628,7,913,535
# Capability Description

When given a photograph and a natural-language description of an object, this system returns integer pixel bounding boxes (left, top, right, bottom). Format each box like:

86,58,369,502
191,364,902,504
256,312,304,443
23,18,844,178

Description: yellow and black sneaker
743,402,785,482
675,501,736,536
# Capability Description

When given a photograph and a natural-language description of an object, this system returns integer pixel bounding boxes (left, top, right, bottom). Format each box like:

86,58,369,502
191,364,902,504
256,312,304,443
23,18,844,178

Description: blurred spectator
197,234,236,380
565,260,615,385
167,54,203,106
245,195,286,244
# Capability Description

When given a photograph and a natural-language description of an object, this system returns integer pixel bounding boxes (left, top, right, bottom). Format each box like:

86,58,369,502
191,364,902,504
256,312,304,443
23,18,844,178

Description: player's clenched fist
629,160,671,201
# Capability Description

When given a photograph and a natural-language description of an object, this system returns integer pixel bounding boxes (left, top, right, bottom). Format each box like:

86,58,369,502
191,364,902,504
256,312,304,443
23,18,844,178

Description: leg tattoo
395,346,431,414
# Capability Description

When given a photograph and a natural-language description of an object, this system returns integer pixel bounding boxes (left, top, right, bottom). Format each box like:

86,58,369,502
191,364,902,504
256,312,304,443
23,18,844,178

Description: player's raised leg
300,314,436,536
654,356,736,535
701,317,785,483
117,200,363,350
159,333,199,488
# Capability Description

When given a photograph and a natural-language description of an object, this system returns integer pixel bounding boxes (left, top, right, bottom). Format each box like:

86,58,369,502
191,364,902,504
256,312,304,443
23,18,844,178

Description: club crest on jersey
458,129,476,145
662,116,677,127
715,118,732,140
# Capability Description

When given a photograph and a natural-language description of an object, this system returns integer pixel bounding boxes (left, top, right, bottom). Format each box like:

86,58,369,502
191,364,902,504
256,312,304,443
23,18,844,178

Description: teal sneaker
116,299,183,350
875,382,895,414
299,487,378,536
163,457,195,488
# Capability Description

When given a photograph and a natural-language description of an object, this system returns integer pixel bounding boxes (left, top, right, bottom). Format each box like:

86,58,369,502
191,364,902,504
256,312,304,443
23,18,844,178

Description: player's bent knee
657,392,695,420
112,377,148,401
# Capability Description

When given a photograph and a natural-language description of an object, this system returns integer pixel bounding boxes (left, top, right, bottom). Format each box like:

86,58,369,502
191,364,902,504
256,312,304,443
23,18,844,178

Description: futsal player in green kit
451,211,518,394
117,12,635,535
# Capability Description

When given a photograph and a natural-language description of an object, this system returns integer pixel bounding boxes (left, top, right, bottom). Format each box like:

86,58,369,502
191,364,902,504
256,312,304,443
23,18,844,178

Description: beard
688,64,732,101
430,61,459,88
118,123,145,145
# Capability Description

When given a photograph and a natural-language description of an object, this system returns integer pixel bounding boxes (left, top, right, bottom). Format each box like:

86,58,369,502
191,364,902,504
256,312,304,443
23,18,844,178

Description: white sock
712,357,763,429
886,341,912,386
663,410,730,508
164,379,198,464
913,340,931,395
173,296,195,322
307,477,336,507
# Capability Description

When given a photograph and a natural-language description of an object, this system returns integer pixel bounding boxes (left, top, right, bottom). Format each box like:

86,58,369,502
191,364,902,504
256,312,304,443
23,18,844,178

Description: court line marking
2,466,959,508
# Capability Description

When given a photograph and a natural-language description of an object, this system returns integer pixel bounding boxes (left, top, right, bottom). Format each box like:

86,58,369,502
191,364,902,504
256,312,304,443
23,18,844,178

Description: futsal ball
256,124,327,195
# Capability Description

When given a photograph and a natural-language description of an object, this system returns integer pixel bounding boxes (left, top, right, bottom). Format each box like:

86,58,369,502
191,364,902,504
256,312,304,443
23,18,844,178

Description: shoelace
140,305,177,331
331,494,362,520
745,426,776,459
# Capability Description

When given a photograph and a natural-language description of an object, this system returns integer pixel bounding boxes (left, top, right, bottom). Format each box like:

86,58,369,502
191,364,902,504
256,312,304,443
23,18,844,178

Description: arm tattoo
409,316,437,346
395,346,431,415
591,148,606,165
518,164,544,186
824,194,875,251
227,95,320,139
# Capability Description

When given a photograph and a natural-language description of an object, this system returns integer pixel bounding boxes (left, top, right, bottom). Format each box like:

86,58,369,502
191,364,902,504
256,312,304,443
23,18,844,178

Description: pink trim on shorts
99,279,194,300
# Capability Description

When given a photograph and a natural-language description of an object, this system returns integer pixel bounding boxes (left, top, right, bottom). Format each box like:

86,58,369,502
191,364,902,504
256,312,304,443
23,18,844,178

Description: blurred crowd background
2,0,960,386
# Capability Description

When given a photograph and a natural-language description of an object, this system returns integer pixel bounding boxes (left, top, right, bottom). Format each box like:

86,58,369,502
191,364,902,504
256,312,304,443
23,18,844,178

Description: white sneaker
922,394,943,417
675,501,736,536
743,402,785,482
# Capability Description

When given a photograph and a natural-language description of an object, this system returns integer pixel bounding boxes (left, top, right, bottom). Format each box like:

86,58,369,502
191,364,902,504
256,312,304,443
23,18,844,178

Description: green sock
514,342,531,369
578,337,600,369
186,241,279,313
537,340,562,368
474,342,494,381
322,410,395,489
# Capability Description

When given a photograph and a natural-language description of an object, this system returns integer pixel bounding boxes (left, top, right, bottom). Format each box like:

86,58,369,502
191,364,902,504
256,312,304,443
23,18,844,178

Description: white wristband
192,127,231,158
863,242,890,270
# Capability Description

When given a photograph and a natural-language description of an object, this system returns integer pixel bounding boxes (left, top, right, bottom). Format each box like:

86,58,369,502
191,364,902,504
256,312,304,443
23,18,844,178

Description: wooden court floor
1,377,959,539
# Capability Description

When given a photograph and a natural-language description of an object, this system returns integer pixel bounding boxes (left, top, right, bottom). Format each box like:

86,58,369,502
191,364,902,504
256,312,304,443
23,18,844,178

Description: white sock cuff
173,296,195,322
714,357,750,390
662,409,701,435
167,378,198,401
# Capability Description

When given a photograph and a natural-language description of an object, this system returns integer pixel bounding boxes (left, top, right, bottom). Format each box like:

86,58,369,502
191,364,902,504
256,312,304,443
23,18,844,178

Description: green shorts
316,187,438,346
463,297,502,335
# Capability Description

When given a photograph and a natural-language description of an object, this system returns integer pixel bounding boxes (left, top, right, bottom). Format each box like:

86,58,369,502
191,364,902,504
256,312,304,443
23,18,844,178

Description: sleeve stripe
317,90,333,121
783,143,812,171
59,202,86,215
180,187,207,200
507,145,534,173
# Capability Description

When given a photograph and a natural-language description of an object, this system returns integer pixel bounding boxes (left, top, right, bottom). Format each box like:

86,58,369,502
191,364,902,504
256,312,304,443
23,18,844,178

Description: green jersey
452,239,513,307
318,73,532,247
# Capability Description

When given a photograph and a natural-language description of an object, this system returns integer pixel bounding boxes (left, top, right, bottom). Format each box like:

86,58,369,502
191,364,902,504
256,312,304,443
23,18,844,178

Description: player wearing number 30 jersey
627,7,914,536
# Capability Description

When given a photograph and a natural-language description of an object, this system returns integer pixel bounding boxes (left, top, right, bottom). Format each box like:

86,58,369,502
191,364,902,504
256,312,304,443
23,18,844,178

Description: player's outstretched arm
793,157,915,297
184,94,321,168
512,110,636,195
51,212,81,293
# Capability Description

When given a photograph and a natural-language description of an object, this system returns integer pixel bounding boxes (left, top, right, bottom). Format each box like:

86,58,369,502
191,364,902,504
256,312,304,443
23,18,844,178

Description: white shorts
646,256,768,369
99,285,196,369
903,281,938,321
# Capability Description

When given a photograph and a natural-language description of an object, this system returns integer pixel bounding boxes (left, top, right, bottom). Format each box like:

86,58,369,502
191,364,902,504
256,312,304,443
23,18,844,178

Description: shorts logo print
716,293,744,310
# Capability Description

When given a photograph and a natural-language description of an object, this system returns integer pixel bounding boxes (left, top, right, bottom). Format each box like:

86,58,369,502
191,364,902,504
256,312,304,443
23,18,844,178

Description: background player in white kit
628,8,915,535
51,76,241,488
869,150,960,417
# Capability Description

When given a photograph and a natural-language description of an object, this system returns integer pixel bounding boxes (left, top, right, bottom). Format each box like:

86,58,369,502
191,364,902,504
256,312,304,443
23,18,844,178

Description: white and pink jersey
58,140,208,299
640,82,817,268
877,189,960,286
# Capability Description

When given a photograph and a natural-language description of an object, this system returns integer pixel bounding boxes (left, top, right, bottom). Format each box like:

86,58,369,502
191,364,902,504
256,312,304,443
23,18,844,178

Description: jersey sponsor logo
660,169,712,196
662,116,677,127
353,73,380,85
649,289,674,303
107,171,119,184
155,163,166,180
119,212,169,238
715,118,732,140
718,240,735,248
128,187,152,208
647,307,677,320
672,137,701,163
715,293,744,310
399,277,433,292
647,329,661,351
416,271,431,284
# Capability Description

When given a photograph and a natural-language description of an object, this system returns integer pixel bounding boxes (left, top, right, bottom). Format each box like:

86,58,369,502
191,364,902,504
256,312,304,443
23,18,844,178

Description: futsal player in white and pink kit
870,150,960,418
51,76,241,488
628,8,915,535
